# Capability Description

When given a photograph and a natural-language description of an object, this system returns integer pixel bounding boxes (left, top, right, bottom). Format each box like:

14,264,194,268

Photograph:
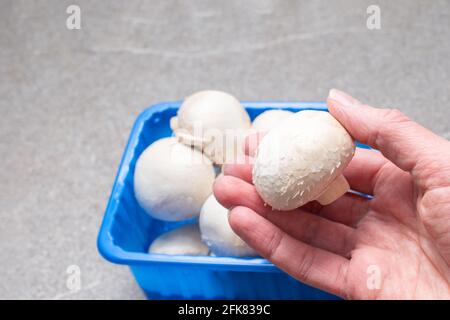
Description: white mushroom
253,111,355,211
148,224,209,256
134,137,215,221
199,194,258,257
252,109,294,132
170,90,251,164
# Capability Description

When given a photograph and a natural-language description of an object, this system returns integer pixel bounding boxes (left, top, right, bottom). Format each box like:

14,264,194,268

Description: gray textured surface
1,0,449,299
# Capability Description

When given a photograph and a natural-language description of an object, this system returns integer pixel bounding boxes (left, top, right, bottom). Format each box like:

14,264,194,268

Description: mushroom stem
316,174,350,205
175,130,207,148
170,116,178,130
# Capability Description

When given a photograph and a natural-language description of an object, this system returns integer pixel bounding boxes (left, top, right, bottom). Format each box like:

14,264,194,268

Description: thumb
327,89,448,180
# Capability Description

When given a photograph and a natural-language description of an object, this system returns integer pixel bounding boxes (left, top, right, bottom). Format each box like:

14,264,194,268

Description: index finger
229,206,350,298
327,89,450,185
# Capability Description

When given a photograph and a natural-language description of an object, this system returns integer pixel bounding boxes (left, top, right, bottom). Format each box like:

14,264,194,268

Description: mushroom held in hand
252,109,294,132
199,194,257,257
253,110,355,211
134,137,215,221
170,90,251,164
149,224,209,256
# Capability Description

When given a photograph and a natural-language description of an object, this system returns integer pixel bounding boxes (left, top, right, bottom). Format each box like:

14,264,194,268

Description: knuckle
382,108,410,124
334,262,350,299
417,156,450,189
341,228,355,258
420,159,446,182
265,229,283,260
295,247,316,282
371,108,411,147
302,215,321,243
421,187,450,214
419,188,450,243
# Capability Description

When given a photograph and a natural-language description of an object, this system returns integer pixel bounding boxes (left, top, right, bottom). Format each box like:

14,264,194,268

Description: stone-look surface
1,0,449,299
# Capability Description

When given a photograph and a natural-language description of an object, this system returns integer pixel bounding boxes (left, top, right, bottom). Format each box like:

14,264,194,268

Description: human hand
213,89,450,299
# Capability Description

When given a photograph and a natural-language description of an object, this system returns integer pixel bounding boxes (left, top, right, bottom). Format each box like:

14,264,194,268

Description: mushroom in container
252,109,294,133
253,110,355,211
170,90,251,164
149,224,209,256
134,137,215,221
199,194,257,257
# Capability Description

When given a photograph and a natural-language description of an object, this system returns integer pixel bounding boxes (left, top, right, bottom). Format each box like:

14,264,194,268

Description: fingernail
328,89,357,108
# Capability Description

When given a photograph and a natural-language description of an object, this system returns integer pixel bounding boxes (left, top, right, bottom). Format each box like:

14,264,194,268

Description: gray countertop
1,0,449,299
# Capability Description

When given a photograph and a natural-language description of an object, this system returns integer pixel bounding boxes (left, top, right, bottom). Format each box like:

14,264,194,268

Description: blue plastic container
98,101,348,300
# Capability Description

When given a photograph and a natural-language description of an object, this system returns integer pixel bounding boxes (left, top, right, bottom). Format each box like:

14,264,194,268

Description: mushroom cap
171,90,251,164
134,137,215,221
253,111,355,211
199,194,258,257
177,90,251,132
252,109,294,132
148,224,209,256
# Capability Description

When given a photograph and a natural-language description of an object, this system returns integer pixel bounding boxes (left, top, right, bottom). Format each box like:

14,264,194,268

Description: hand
213,89,450,299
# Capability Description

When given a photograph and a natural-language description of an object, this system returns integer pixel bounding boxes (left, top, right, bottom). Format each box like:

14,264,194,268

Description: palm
343,161,450,299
